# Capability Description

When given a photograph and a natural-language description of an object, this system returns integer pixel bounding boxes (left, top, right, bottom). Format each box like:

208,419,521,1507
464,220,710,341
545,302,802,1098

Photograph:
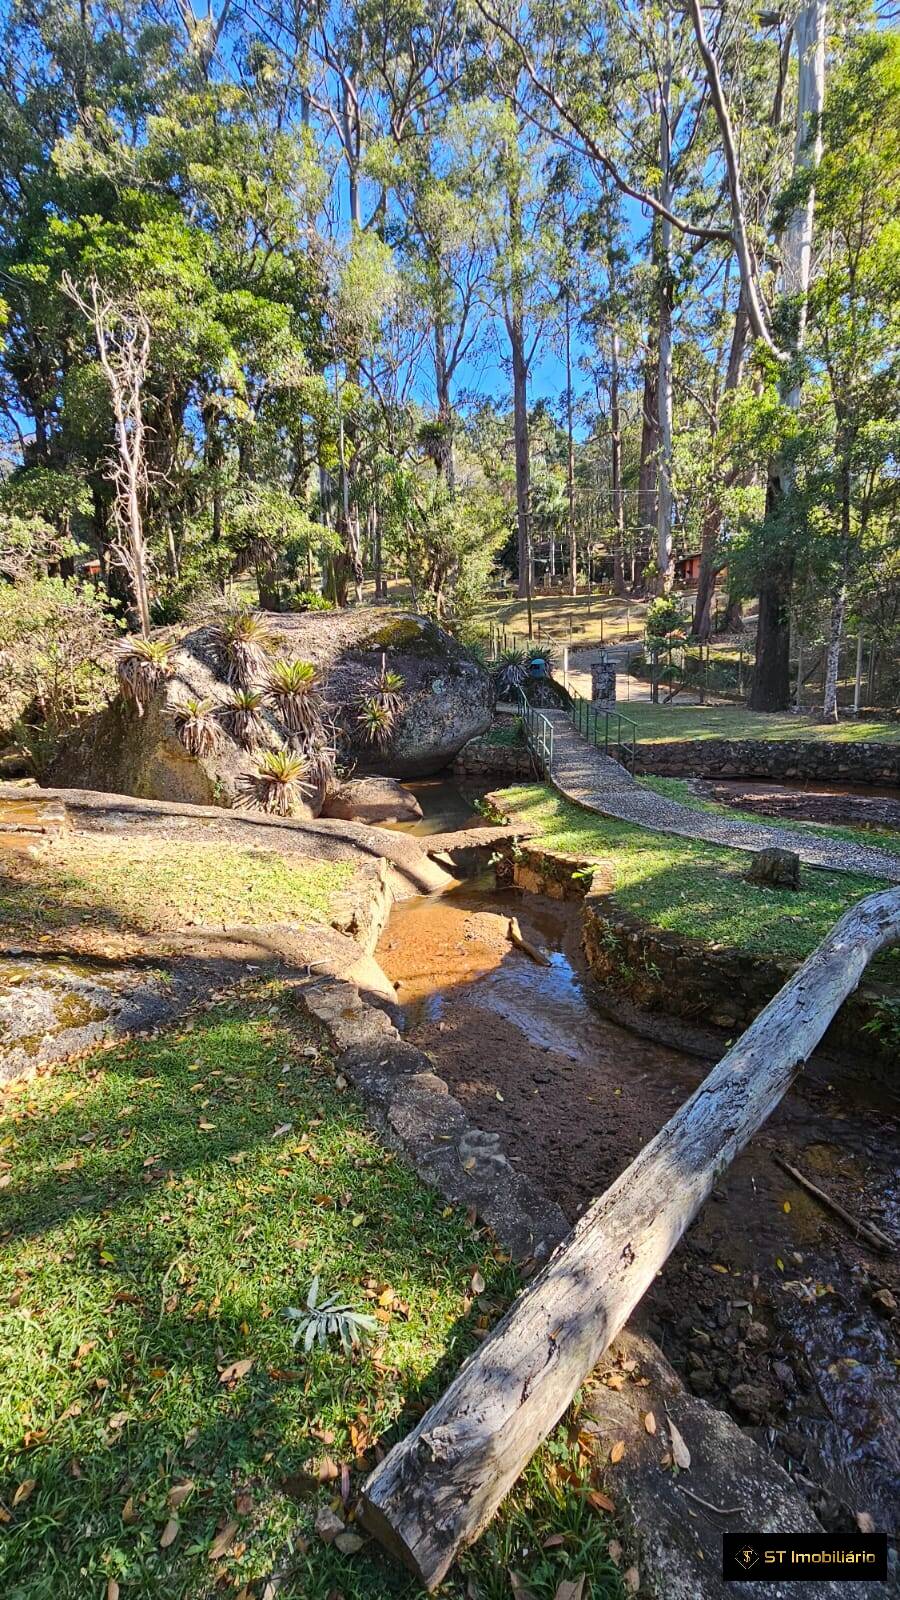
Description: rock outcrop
321,776,423,825
50,607,491,806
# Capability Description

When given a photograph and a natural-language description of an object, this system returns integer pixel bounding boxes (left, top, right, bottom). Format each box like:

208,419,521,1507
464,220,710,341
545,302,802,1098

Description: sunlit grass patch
494,785,898,973
0,992,624,1600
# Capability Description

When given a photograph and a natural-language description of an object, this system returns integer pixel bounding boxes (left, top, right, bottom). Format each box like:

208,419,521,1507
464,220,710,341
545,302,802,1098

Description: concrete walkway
540,709,900,882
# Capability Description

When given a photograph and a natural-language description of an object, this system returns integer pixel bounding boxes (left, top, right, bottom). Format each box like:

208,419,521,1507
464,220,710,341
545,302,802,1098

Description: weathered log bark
359,886,900,1590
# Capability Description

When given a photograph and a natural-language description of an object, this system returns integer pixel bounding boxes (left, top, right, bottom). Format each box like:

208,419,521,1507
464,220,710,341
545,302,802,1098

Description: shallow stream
375,795,900,1533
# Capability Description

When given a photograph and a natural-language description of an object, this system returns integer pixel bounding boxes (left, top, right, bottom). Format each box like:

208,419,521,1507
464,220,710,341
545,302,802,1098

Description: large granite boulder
321,776,423,825
50,607,491,804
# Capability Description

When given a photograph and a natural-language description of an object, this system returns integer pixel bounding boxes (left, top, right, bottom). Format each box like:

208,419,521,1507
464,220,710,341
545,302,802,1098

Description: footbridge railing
565,685,638,776
516,688,554,778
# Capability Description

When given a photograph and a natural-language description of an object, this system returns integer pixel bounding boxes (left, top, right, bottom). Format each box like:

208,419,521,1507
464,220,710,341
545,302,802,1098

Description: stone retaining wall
637,737,900,786
453,735,534,778
500,842,896,1073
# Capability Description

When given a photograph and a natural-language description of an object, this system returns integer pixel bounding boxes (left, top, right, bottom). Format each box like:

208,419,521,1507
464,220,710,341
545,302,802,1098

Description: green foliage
212,607,277,687
264,658,322,737
0,578,118,754
644,596,688,641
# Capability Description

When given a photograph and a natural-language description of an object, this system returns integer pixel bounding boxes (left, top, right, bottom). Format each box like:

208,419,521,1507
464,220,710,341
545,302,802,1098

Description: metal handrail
516,687,554,778
564,685,638,776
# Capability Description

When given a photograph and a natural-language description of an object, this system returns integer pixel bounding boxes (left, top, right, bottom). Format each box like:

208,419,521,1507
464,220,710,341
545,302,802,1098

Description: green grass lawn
0,837,354,942
638,776,900,859
495,785,900,976
0,990,624,1600
625,703,900,745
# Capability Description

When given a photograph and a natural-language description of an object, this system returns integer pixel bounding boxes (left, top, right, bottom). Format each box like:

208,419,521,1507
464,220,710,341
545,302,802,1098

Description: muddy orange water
377,877,900,1531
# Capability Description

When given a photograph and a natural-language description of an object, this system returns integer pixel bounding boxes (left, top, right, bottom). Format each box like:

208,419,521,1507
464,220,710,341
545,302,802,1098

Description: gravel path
541,710,900,882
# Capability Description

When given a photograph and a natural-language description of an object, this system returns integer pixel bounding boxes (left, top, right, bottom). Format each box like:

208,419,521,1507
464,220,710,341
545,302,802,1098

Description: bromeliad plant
115,636,175,716
264,657,322,737
170,696,219,758
355,658,406,751
493,648,527,700
219,686,268,749
212,605,276,686
356,695,394,750
284,1277,377,1355
239,746,312,817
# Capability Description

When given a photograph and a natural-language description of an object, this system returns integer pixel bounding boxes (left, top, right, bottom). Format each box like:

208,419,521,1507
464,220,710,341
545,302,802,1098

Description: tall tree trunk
434,314,456,493
752,0,826,709
511,322,531,603
655,18,675,593
564,287,577,595
693,299,749,640
507,183,531,608
610,329,627,597
637,355,659,591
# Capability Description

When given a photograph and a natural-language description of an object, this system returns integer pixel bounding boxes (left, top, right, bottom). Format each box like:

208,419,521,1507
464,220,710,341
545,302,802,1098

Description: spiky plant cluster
219,686,268,750
493,648,527,700
299,733,337,796
284,1277,377,1355
356,695,394,750
212,605,276,687
527,640,557,673
264,658,322,737
115,637,175,717
354,658,406,751
170,696,219,758
238,746,311,818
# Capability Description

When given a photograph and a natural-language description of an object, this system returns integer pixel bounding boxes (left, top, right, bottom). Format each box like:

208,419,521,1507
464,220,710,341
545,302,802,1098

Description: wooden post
563,646,569,692
359,888,900,1591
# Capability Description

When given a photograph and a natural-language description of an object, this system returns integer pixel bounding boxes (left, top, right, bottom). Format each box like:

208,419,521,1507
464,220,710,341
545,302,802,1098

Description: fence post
563,646,569,692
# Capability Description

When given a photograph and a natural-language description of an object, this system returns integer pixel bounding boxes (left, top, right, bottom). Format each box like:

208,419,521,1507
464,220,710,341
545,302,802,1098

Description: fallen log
358,886,900,1590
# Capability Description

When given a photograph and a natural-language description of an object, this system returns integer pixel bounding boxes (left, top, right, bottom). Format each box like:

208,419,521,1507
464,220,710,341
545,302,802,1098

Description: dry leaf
159,1517,179,1549
554,1579,585,1600
609,1439,626,1464
168,1480,194,1510
197,1120,216,1131
668,1416,691,1470
587,1489,616,1514
122,1495,137,1524
470,1270,486,1295
643,1411,656,1436
624,1566,640,1594
509,1573,537,1599
542,1533,566,1549
856,1511,875,1534
608,1539,623,1566
218,1357,254,1384
12,1479,36,1508
208,1519,239,1561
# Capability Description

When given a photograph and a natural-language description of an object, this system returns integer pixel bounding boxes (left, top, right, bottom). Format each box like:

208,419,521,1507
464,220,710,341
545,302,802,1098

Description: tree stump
746,846,800,889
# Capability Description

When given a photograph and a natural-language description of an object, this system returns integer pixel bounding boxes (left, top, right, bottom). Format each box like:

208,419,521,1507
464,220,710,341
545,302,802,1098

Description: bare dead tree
62,273,153,636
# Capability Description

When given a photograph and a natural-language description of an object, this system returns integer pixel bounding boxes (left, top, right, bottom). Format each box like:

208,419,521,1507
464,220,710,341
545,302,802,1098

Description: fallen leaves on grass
587,1489,616,1515
609,1439,625,1464
218,1357,254,1384
168,1480,194,1510
12,1479,36,1507
208,1519,239,1561
159,1517,180,1549
555,1579,585,1600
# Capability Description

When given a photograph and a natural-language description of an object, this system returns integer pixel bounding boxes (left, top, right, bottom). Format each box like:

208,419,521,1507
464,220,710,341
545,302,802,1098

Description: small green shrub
645,595,688,640
264,657,322,737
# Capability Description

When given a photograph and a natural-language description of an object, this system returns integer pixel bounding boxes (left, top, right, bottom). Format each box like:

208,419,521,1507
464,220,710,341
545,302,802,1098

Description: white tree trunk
822,582,847,721
655,15,674,591
782,0,826,407
360,886,900,1590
